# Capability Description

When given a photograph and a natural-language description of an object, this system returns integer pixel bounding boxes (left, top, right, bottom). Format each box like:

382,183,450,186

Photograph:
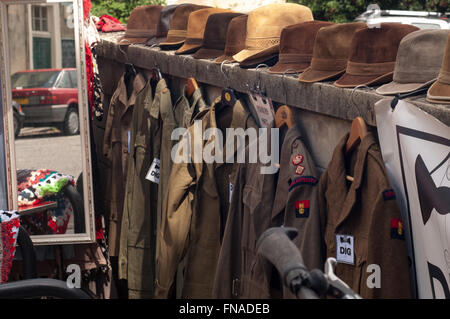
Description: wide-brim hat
146,4,180,47
334,23,420,88
269,21,334,75
176,8,231,55
298,67,346,83
233,3,313,64
118,5,163,45
213,15,248,65
376,30,449,95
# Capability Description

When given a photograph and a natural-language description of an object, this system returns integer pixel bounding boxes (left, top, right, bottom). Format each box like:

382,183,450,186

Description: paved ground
15,126,83,179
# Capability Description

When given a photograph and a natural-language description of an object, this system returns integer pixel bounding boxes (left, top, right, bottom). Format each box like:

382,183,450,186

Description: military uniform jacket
103,73,146,256
119,78,169,298
318,132,412,299
155,98,257,299
213,124,322,298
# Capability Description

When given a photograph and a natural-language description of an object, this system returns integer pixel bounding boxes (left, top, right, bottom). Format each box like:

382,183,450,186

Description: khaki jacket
213,124,322,298
103,73,146,256
318,132,412,299
155,98,257,299
119,78,169,298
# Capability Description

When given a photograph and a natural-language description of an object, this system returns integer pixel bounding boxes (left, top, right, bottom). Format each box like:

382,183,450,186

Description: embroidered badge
295,200,310,218
391,218,405,240
295,165,305,176
289,176,318,192
383,189,396,201
292,154,304,166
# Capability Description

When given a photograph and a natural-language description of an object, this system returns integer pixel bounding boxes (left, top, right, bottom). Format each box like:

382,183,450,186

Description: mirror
0,0,96,244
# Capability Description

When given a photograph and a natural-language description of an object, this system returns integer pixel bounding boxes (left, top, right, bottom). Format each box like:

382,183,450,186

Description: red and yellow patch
292,154,304,166
391,218,405,240
295,200,310,218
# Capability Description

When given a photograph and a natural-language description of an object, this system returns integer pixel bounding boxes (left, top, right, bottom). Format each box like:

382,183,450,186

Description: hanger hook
149,43,158,49
349,85,371,118
254,64,268,92
118,43,129,63
221,60,232,87
281,69,298,106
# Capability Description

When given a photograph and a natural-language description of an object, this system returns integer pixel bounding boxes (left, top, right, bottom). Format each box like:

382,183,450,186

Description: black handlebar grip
256,227,319,299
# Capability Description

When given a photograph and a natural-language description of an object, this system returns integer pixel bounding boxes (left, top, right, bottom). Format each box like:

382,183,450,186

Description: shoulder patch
383,189,396,201
295,200,310,218
391,218,405,240
289,176,318,192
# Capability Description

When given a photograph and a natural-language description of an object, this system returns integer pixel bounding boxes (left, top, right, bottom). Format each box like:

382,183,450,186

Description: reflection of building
7,2,75,75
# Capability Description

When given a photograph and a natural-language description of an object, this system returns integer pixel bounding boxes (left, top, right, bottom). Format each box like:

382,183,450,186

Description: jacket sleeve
362,189,413,299
212,162,245,298
154,136,195,299
102,92,118,162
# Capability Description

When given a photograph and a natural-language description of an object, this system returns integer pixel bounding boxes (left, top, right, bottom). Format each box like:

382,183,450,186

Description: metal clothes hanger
275,69,298,129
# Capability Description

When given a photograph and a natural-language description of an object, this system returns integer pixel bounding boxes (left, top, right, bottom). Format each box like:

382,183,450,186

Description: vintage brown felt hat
193,12,245,60
334,23,420,88
427,33,450,103
214,15,248,64
269,21,333,74
159,4,210,49
377,30,449,95
298,22,366,83
176,8,231,55
118,5,163,45
233,3,313,64
146,4,180,47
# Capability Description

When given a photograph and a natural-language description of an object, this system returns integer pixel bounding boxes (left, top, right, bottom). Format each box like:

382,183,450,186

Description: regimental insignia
391,218,405,240
292,154,304,166
288,176,318,192
383,189,396,201
295,200,310,218
295,165,305,176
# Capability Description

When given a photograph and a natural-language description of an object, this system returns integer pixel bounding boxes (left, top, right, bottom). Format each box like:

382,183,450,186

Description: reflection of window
61,40,76,68
32,6,48,32
56,71,72,88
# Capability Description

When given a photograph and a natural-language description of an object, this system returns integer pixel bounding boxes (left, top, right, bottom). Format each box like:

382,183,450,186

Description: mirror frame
0,0,96,245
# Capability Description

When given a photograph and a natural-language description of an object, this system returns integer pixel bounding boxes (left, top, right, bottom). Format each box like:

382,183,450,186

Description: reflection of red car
11,68,79,135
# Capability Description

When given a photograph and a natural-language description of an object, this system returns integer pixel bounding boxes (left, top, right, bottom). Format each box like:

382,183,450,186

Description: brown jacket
103,73,146,256
155,98,257,299
318,132,412,299
213,124,322,298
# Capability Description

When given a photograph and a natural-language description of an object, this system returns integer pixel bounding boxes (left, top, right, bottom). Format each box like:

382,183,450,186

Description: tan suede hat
233,3,313,64
377,30,449,95
427,33,450,103
159,4,210,49
298,22,366,83
118,5,163,45
175,8,231,55
214,15,248,64
334,23,419,88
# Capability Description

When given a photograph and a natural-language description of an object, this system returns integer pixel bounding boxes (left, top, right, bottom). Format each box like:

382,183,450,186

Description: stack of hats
233,3,314,68
193,12,245,60
118,5,163,45
268,20,333,74
175,8,231,55
427,33,450,104
159,4,210,50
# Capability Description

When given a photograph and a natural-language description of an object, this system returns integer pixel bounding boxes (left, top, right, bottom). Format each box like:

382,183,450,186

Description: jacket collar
328,131,377,228
271,124,303,221
118,72,147,109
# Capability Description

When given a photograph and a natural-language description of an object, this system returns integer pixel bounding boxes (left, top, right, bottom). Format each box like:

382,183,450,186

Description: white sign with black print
375,99,450,299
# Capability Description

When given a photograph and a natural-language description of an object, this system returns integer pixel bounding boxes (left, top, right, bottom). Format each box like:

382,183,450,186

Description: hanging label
248,92,275,128
336,234,355,265
146,158,160,184
127,130,131,154
229,182,233,203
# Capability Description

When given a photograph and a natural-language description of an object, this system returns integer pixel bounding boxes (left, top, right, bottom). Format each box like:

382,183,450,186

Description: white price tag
336,234,355,265
146,158,160,184
248,93,275,128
